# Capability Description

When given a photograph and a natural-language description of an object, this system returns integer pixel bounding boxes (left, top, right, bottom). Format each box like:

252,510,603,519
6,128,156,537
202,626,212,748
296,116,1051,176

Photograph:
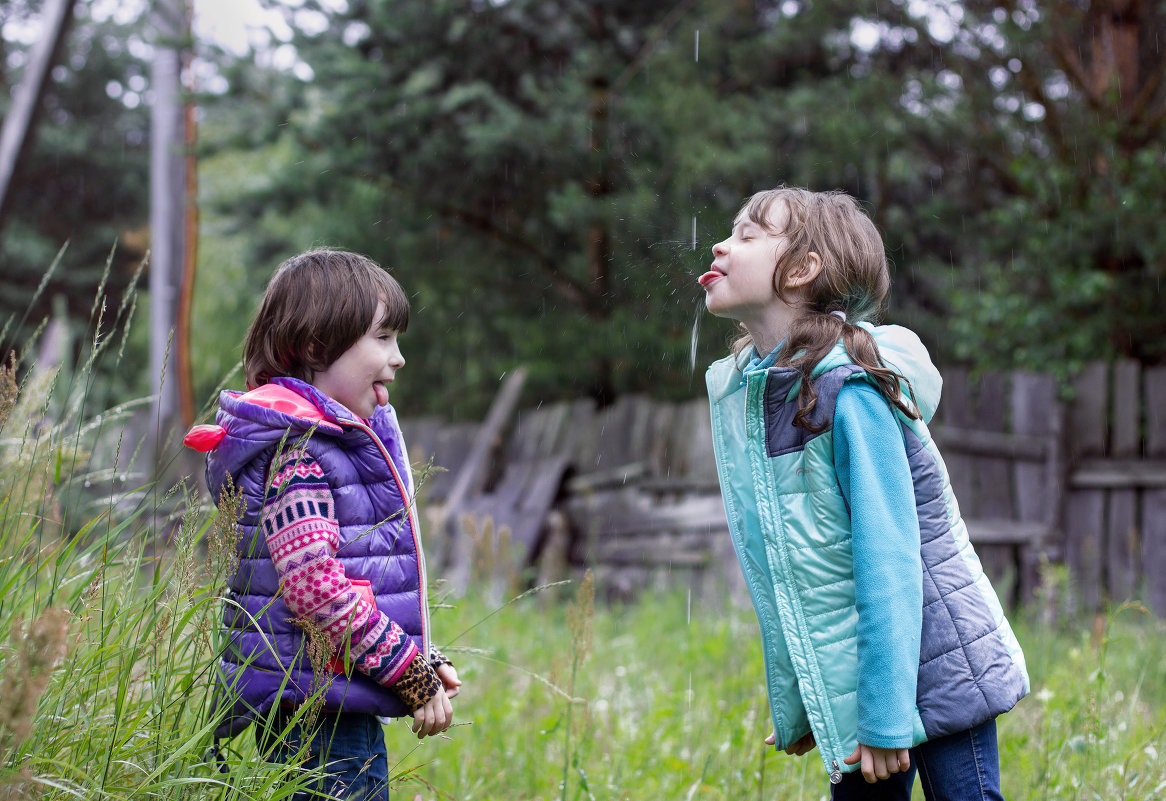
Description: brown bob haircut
243,249,409,388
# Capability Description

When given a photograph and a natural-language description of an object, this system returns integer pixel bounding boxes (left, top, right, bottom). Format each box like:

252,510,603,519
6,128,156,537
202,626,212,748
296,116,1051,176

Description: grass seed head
289,614,335,731
0,351,17,432
567,569,594,665
209,473,244,583
0,607,71,751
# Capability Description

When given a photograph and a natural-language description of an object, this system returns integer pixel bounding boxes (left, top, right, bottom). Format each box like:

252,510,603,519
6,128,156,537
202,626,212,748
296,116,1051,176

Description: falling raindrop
694,30,700,62
690,300,702,376
690,215,703,375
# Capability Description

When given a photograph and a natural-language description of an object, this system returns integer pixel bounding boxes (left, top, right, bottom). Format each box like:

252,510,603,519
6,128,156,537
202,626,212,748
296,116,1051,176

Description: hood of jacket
200,376,398,497
707,323,942,424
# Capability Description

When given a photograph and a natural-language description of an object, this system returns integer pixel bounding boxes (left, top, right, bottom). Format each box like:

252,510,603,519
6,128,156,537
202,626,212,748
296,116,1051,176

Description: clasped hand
844,743,910,783
767,731,910,784
410,663,462,739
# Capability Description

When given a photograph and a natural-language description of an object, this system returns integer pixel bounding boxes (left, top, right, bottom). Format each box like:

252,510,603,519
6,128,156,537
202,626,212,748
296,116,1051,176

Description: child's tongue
374,382,389,407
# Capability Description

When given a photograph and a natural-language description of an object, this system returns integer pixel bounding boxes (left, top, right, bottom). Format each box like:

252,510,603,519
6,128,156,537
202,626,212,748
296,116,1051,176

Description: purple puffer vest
200,377,428,735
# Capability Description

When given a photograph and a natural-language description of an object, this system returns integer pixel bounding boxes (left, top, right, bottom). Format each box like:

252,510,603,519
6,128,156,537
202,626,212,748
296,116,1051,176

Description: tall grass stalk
559,570,593,801
0,260,328,799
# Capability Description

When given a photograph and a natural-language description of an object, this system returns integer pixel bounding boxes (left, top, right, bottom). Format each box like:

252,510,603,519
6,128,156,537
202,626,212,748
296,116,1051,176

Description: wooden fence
403,361,1166,613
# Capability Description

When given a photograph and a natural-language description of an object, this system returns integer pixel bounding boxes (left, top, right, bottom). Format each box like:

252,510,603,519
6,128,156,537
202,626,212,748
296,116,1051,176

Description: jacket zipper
744,371,843,779
708,388,790,747
344,419,431,658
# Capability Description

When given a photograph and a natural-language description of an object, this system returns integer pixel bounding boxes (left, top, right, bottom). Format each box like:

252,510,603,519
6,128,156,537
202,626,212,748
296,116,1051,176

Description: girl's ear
785,252,823,289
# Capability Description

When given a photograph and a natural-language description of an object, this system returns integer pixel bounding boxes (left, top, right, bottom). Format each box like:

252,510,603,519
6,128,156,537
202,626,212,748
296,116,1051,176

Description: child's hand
767,731,816,756
844,743,910,783
411,686,452,739
436,662,461,699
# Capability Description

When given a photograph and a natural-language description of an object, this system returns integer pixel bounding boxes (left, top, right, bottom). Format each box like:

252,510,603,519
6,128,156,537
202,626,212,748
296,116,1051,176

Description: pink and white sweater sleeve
263,448,419,687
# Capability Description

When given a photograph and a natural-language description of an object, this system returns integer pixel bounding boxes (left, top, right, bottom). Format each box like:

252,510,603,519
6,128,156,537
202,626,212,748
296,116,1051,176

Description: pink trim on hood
183,383,346,453
239,383,343,429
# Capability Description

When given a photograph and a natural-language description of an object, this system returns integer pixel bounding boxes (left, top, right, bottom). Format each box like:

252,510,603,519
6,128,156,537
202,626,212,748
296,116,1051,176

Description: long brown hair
243,249,410,389
731,187,919,431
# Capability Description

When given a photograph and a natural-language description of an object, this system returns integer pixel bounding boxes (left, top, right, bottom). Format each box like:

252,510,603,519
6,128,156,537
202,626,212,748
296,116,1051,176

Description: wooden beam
931,424,1050,461
965,518,1050,546
1070,459,1166,489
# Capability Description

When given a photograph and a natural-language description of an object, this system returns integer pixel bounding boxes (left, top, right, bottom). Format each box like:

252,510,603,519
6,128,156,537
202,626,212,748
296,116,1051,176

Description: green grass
2,370,1165,800
396,585,1166,801
2,264,1164,800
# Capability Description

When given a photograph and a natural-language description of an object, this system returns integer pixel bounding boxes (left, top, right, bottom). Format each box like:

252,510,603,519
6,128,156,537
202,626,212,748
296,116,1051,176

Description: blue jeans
257,708,390,801
831,719,1003,801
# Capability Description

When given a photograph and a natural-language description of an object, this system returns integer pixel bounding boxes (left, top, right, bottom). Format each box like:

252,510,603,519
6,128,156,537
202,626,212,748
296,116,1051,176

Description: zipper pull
829,761,842,785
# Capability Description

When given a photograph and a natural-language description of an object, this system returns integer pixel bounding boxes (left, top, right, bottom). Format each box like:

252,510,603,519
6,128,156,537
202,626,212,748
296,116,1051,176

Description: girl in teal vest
700,187,1028,799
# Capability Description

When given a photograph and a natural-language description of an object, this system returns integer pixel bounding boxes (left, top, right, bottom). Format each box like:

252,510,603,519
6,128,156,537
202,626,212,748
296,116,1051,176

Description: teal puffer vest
706,325,1028,782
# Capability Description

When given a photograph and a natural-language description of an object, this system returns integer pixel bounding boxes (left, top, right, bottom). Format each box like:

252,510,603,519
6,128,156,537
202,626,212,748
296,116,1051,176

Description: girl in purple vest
186,249,459,800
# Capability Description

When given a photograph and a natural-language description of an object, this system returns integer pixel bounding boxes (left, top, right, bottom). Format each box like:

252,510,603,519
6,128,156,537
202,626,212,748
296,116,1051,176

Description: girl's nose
389,344,405,369
712,238,729,257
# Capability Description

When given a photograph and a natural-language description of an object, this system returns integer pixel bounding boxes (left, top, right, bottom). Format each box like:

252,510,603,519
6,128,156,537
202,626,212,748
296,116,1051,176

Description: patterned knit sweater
264,447,440,708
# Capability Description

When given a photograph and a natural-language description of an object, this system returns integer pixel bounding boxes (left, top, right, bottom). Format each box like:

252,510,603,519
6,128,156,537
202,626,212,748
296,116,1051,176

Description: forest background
2,0,1163,423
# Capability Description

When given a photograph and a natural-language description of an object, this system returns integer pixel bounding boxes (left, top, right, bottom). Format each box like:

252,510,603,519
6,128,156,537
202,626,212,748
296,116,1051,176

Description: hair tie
829,310,847,322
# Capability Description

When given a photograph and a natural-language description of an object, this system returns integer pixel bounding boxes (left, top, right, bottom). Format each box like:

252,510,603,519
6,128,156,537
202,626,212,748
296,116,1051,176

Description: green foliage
1002,604,1166,799
10,0,1166,418
0,2,151,354
879,0,1166,372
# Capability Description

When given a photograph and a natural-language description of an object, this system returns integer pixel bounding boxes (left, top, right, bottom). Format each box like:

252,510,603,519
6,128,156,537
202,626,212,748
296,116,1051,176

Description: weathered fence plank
938,366,976,512
978,371,1016,522
1010,372,1061,602
1108,361,1141,611
1143,366,1166,615
1065,364,1108,606
1069,362,1109,457
440,368,528,589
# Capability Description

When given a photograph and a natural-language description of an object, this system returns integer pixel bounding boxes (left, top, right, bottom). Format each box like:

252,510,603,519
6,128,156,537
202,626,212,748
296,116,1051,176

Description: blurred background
2,0,1162,424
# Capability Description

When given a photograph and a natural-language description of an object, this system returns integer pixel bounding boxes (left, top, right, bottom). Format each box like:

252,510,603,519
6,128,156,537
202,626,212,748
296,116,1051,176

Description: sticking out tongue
698,270,722,288
374,382,389,407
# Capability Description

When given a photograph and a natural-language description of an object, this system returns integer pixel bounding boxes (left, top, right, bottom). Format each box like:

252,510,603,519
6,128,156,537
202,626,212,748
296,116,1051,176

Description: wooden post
938,367,976,513
1010,371,1058,604
148,0,189,450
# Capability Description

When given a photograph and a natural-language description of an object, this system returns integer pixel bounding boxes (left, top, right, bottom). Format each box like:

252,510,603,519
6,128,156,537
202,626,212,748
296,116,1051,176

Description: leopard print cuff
429,644,453,670
391,654,442,712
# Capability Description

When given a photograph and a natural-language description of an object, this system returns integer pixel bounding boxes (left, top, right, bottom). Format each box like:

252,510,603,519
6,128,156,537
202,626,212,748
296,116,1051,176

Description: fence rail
404,360,1166,613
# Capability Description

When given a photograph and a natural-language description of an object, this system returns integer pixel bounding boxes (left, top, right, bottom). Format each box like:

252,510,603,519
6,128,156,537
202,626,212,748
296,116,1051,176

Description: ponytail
779,311,920,433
